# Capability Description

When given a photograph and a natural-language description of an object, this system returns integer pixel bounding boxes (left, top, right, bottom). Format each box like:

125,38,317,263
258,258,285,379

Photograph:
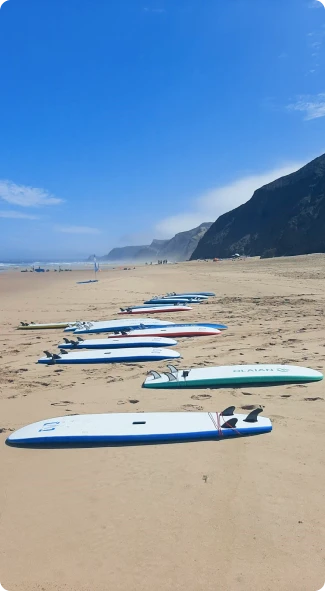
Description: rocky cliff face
191,154,325,260
158,222,212,262
99,246,147,262
96,223,212,263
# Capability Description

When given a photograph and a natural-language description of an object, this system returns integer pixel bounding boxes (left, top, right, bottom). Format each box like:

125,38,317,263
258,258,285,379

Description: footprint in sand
242,392,253,396
304,397,323,402
240,405,257,411
51,400,75,407
117,400,127,405
281,394,292,398
129,399,139,404
191,394,212,400
181,404,203,411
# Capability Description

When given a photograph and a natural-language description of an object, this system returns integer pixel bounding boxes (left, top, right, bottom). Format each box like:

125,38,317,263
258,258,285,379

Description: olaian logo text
233,368,289,373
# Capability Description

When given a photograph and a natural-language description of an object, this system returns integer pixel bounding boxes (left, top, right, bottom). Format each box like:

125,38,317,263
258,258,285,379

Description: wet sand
0,256,325,591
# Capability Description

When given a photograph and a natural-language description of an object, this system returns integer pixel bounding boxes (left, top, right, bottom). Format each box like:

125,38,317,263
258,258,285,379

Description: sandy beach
1,256,325,591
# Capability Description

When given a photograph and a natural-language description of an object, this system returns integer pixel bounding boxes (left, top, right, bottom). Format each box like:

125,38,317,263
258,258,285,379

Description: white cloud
54,225,101,235
0,210,40,220
287,94,325,120
0,180,62,207
155,162,305,237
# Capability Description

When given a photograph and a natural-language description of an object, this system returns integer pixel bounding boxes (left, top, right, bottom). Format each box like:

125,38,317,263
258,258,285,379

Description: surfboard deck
38,347,181,365
65,326,221,339
144,298,205,304
58,336,178,350
69,318,174,334
166,292,213,298
6,408,272,447
118,306,192,314
18,322,77,330
143,364,324,388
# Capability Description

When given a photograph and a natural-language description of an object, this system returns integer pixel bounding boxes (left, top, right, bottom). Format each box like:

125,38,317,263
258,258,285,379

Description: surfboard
77,280,99,284
68,326,221,339
17,322,78,330
38,347,181,365
118,305,192,314
69,318,174,334
58,336,178,350
166,292,214,297
144,297,205,305
173,322,228,330
143,364,324,388
6,407,272,447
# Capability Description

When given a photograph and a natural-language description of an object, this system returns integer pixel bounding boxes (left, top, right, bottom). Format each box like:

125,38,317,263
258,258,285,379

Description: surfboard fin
244,407,263,423
167,365,178,376
182,370,190,379
221,418,238,429
221,406,236,417
44,351,53,358
59,349,68,355
63,338,71,344
77,337,84,342
165,372,177,382
148,371,161,380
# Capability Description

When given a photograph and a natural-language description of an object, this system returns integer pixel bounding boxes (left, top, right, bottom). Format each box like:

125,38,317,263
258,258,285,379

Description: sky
0,0,325,260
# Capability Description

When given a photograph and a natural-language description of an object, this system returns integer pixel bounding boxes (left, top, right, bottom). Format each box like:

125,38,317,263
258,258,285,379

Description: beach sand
0,255,325,591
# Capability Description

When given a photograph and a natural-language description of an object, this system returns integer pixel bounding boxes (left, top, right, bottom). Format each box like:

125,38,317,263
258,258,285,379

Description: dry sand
0,256,325,591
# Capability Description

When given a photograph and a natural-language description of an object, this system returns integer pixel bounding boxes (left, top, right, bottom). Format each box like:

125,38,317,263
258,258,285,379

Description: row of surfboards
9,290,322,447
118,291,214,314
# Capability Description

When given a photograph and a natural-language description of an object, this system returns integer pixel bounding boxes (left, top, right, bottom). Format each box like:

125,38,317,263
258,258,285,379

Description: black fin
221,406,236,417
77,337,84,342
59,349,68,355
63,338,70,344
182,370,190,379
44,351,53,358
221,418,238,429
244,407,263,423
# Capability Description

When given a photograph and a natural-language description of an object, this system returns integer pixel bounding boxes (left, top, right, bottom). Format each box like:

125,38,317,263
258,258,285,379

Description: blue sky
0,0,325,259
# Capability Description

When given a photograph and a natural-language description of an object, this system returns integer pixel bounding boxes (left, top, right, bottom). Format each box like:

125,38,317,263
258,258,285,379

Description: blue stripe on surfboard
6,426,272,446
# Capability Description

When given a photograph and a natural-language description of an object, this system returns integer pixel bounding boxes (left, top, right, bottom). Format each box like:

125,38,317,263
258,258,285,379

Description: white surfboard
6,407,272,446
143,364,324,388
166,291,216,298
118,305,192,314
73,326,222,339
144,297,205,304
38,347,181,365
58,336,178,350
68,318,174,334
18,321,78,330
